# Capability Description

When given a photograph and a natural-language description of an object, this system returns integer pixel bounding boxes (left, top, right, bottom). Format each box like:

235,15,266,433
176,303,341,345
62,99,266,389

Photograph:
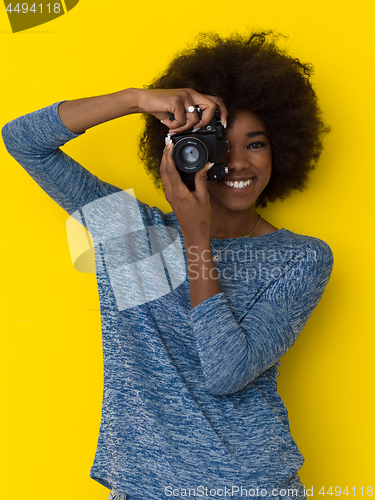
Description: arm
2,89,227,214
190,245,334,396
57,89,142,134
1,101,112,215
161,136,222,308
57,88,228,134
159,132,334,396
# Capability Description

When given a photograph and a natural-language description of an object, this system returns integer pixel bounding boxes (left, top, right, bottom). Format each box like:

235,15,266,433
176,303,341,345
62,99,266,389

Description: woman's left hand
160,136,213,244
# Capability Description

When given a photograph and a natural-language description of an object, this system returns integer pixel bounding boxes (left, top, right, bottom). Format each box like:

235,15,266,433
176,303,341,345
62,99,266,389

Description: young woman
2,32,333,500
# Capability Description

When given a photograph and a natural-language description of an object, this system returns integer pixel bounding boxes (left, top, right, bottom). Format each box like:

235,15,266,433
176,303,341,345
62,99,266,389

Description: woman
2,32,333,499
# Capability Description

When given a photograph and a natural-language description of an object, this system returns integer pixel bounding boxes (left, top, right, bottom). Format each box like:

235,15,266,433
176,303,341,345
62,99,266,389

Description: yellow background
1,1,374,498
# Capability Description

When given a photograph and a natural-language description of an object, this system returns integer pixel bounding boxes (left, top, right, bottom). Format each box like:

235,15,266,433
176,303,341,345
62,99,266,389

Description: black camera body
169,107,229,190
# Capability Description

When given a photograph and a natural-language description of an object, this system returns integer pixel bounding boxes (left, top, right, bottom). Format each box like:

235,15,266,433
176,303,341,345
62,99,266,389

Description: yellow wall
1,1,374,498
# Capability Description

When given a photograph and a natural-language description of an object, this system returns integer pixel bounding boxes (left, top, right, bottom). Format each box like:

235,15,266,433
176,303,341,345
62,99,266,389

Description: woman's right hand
58,88,227,135
133,88,228,133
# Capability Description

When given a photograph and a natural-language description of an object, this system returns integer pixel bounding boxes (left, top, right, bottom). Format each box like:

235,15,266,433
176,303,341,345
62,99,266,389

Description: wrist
184,238,212,260
117,88,142,115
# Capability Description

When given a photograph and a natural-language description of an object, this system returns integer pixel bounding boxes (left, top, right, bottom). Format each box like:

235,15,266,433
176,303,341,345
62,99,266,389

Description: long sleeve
3,103,319,495
1,102,120,215
190,238,334,396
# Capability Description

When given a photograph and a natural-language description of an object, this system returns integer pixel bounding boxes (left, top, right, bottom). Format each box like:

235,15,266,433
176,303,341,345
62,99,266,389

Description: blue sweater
2,103,333,500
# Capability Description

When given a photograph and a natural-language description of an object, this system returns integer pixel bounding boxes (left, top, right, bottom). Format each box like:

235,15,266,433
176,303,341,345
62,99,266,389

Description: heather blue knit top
2,103,333,500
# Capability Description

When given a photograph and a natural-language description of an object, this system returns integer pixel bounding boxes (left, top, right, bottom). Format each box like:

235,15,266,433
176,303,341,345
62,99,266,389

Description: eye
247,141,266,150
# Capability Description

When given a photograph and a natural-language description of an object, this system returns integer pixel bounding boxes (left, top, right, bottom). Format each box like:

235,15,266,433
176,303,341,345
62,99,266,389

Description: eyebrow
246,131,268,138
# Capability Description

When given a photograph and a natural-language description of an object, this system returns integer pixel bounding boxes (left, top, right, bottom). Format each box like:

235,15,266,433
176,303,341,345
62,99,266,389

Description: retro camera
169,106,229,190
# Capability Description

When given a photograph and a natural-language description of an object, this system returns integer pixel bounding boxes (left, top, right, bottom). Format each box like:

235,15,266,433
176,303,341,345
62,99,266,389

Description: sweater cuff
2,101,85,157
46,101,85,143
190,292,227,323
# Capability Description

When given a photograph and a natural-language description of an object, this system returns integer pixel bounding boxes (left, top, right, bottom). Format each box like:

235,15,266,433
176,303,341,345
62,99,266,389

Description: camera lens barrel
172,137,209,173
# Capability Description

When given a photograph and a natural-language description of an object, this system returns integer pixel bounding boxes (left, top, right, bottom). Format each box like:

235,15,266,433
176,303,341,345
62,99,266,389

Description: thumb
194,162,215,197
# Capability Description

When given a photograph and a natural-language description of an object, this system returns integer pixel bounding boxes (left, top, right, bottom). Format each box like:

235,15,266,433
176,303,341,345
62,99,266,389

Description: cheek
256,153,272,173
263,153,272,180
256,157,272,191
266,163,272,180
206,180,221,197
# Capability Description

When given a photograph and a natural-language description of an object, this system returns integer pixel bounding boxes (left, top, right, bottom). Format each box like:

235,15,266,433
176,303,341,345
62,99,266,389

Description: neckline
210,227,286,243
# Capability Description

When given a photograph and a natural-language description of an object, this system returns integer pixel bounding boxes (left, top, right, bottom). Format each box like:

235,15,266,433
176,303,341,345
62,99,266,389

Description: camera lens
181,145,200,164
173,137,208,172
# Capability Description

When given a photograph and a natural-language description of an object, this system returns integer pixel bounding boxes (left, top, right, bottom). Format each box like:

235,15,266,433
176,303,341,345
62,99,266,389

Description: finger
160,109,199,131
173,92,227,132
201,94,228,129
160,90,200,131
153,99,195,131
167,100,215,134
159,136,189,197
159,136,175,193
166,89,219,134
183,106,201,131
167,104,201,133
194,162,214,199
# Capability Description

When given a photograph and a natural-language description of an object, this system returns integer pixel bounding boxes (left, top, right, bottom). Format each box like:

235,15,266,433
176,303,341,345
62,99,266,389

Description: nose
222,148,249,172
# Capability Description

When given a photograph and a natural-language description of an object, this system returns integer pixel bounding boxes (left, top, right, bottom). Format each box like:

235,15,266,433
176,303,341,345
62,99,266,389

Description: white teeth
223,178,253,189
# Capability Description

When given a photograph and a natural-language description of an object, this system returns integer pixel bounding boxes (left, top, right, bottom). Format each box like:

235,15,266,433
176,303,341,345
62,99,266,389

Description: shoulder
257,228,334,280
258,229,334,315
280,229,333,265
275,229,334,295
254,227,332,256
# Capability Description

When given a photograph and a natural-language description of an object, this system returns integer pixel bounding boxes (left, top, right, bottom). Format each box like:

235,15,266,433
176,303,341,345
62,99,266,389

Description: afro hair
138,31,330,207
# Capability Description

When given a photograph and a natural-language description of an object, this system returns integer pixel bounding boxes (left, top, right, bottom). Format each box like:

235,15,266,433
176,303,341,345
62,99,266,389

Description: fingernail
206,162,215,170
168,131,176,136
222,119,227,129
192,127,201,133
160,120,164,124
165,135,173,148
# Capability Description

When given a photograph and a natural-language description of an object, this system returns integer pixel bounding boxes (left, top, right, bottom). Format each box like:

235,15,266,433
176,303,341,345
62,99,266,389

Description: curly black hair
139,31,330,207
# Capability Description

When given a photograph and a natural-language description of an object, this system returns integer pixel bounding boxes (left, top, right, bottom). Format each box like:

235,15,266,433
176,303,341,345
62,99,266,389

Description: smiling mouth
222,178,255,189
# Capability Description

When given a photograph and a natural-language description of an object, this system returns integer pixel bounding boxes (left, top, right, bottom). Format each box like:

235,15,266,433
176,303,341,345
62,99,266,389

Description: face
207,110,272,215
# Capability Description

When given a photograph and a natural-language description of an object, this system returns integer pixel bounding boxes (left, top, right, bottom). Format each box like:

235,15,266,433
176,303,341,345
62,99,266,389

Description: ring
186,106,195,113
